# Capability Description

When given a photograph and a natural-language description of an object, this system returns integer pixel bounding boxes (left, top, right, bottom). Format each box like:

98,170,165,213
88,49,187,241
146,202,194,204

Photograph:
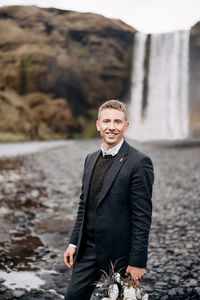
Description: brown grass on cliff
0,90,74,141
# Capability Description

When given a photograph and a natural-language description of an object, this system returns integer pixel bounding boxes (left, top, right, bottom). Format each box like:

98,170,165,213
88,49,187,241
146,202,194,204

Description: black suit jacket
69,140,154,269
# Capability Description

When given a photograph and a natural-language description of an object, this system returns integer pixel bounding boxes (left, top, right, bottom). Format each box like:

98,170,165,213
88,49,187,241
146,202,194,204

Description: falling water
127,30,190,141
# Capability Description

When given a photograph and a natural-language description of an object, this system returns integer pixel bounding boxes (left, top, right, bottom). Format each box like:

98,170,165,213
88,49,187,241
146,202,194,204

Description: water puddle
0,270,45,291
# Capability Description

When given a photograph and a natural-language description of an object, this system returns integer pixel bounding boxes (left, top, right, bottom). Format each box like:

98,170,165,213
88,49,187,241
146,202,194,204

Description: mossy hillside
0,5,135,141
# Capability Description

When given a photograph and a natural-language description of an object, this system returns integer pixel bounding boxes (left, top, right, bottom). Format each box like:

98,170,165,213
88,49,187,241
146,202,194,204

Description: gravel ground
0,139,200,300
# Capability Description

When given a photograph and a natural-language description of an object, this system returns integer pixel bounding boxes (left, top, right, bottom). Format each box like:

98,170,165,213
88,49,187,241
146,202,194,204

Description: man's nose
108,122,115,130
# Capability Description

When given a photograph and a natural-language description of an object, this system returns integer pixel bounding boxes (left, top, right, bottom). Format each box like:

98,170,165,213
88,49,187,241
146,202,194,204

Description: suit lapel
97,141,129,207
84,149,101,203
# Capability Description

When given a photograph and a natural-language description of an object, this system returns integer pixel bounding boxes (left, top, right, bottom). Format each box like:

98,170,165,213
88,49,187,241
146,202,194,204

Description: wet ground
0,139,200,299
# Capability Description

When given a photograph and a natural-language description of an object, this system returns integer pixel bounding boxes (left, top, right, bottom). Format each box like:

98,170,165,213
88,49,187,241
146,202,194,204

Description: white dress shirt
101,138,124,157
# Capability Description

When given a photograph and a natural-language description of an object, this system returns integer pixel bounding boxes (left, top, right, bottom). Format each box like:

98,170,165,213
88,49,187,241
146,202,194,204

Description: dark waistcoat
84,154,115,240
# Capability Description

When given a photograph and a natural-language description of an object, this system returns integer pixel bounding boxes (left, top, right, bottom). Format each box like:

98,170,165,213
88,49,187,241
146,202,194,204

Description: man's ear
96,120,100,131
125,121,130,130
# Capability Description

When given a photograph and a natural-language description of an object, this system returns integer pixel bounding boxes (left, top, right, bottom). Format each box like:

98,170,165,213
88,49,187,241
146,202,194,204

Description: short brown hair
98,100,127,120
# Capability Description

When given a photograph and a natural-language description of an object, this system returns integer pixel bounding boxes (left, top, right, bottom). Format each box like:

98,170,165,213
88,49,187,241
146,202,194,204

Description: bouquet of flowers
94,261,148,300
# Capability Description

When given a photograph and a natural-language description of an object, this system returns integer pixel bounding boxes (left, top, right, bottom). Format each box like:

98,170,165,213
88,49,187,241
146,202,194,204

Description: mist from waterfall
127,30,190,141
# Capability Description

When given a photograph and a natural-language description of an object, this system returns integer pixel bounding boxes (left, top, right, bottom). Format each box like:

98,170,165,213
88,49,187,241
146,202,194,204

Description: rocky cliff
0,5,135,141
189,22,200,137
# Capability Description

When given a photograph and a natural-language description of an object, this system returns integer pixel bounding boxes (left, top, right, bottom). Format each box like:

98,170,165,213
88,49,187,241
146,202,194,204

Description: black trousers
64,238,101,300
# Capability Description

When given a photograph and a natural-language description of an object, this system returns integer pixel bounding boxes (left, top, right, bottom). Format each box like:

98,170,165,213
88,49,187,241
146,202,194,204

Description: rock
154,281,167,287
194,287,200,295
152,261,160,267
184,260,192,268
160,296,168,300
178,288,184,296
170,275,180,283
168,288,177,296
0,287,7,293
0,277,5,283
30,189,40,198
186,279,198,287
143,285,154,293
13,289,26,298
156,268,164,273
0,207,10,216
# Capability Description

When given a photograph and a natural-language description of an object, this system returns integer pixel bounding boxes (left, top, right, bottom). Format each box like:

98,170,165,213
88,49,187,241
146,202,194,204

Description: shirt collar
101,138,124,157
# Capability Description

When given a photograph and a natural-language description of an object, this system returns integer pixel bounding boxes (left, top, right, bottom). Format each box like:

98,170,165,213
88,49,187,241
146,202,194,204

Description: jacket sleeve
69,155,88,245
128,156,154,268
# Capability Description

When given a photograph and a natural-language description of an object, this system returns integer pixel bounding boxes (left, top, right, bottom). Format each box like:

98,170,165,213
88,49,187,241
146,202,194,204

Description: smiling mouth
106,132,118,136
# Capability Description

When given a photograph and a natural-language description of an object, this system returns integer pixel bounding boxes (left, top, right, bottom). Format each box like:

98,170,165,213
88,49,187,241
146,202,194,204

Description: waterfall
127,30,190,141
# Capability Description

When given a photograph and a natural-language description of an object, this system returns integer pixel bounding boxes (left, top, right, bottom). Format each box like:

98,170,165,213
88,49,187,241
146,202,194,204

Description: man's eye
116,120,122,123
103,120,109,123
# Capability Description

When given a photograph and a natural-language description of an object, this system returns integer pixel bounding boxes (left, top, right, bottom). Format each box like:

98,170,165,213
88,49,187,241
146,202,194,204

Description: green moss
75,108,99,138
19,59,35,94
68,40,91,63
81,122,98,138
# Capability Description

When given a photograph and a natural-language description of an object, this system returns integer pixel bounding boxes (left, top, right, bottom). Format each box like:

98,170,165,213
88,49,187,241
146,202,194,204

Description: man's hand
64,245,76,268
125,266,146,287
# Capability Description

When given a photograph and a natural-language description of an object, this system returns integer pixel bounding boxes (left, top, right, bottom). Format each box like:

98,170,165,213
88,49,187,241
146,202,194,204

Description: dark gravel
0,139,200,300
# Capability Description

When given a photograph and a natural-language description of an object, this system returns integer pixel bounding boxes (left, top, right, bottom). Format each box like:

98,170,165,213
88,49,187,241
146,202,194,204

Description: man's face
96,108,129,150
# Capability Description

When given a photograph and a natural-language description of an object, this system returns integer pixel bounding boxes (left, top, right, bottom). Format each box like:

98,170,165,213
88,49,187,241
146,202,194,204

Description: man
64,100,154,300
